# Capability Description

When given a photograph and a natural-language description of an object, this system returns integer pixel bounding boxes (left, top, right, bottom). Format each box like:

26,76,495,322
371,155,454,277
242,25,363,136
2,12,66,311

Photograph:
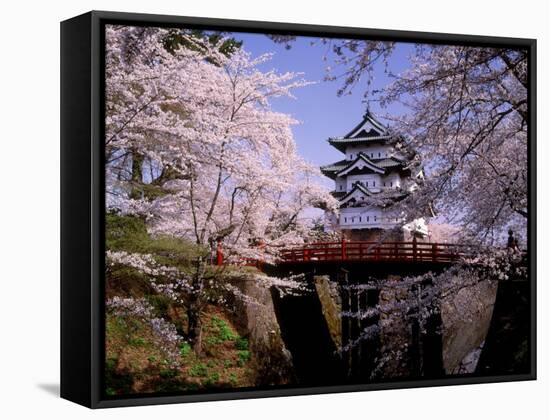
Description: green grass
235,337,248,351
237,350,251,367
203,371,221,387
189,363,208,377
210,316,238,342
179,342,192,358
129,337,146,347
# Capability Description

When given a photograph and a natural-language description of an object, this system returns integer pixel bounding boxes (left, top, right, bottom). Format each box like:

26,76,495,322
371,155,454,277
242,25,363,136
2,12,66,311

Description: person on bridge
507,229,519,251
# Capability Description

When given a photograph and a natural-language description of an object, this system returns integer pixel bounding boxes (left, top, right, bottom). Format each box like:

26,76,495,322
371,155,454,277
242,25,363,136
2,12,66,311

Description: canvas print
104,24,530,397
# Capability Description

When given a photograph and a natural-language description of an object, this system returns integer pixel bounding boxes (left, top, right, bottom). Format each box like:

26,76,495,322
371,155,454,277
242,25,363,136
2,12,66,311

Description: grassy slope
105,214,256,396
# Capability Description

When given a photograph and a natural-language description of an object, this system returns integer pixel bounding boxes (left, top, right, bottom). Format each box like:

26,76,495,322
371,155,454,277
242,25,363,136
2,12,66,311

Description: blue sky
227,32,414,180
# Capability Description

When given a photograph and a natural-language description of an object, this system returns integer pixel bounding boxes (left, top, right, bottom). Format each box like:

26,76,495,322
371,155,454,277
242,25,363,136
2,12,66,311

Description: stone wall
312,272,499,380
314,276,342,349
440,279,498,374
233,279,295,386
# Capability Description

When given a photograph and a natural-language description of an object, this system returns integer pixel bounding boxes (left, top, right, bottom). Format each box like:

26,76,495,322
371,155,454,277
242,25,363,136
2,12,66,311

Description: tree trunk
187,256,206,354
129,150,144,200
187,297,203,353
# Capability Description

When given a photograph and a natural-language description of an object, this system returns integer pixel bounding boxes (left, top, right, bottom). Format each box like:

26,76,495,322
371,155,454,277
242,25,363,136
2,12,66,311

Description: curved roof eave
336,152,385,177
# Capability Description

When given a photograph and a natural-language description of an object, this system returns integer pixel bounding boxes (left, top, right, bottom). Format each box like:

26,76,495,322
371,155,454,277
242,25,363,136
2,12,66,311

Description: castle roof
327,110,395,152
321,153,406,179
339,183,377,206
320,159,348,178
337,153,385,176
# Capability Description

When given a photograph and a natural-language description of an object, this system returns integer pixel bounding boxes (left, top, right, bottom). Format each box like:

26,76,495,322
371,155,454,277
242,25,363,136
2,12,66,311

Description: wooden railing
215,239,467,267
278,240,466,264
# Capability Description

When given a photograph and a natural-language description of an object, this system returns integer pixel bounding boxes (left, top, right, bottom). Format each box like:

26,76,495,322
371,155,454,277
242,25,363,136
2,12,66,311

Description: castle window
374,215,377,222
344,217,347,223
371,153,374,158
352,217,355,223
340,185,343,190
359,217,362,222
373,181,376,187
378,152,381,157
367,216,370,222
365,181,369,187
390,181,393,187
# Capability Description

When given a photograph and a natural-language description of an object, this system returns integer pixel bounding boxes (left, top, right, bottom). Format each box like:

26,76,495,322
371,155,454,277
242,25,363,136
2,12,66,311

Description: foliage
106,298,182,367
237,350,251,366
162,28,243,57
210,316,238,342
179,342,192,358
188,363,208,377
235,337,249,351
106,213,206,267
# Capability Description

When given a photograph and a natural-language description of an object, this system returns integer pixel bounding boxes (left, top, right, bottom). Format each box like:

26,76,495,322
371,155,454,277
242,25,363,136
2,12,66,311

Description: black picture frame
60,10,537,408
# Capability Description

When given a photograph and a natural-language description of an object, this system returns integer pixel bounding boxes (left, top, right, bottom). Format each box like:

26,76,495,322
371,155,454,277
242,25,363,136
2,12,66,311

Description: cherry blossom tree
323,42,528,245
105,25,336,352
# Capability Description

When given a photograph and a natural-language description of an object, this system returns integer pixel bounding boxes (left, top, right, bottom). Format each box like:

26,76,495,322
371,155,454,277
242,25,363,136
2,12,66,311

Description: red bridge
216,240,466,267
279,240,465,264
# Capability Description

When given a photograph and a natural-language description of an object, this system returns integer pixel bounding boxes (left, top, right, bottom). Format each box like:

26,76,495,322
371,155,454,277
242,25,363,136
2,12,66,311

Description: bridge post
338,269,351,377
341,237,347,261
258,240,265,270
216,240,224,266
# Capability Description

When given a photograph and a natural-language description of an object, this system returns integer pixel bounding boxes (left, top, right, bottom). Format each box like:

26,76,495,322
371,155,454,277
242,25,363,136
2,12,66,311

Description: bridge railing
214,240,470,267
278,240,467,264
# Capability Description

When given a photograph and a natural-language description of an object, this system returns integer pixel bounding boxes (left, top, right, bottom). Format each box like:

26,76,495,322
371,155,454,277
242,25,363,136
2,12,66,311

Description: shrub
237,350,251,366
235,337,248,351
179,342,192,358
210,316,238,342
129,337,146,347
159,369,178,379
189,363,208,377
203,371,220,388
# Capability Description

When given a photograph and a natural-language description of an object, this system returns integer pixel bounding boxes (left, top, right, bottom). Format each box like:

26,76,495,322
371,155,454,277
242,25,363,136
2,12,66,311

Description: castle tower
320,110,428,241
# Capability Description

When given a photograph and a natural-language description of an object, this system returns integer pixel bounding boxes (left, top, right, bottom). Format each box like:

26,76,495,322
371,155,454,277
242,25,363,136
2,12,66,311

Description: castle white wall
335,177,346,192
338,172,403,192
382,172,402,189
347,174,382,191
339,207,402,229
345,144,391,160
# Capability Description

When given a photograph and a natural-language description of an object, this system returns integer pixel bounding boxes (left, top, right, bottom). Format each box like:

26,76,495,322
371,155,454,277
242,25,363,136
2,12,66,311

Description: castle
320,110,428,241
